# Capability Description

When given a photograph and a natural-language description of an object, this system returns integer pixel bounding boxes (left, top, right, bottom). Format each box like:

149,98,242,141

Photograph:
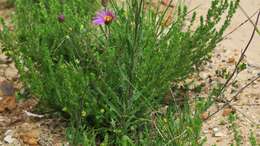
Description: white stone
213,131,224,137
4,135,15,144
213,127,219,132
24,110,44,118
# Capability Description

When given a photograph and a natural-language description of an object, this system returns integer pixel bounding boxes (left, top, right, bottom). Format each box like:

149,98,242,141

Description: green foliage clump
0,0,239,145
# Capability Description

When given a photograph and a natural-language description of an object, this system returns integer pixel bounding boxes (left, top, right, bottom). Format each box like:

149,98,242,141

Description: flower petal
93,18,105,25
93,9,115,26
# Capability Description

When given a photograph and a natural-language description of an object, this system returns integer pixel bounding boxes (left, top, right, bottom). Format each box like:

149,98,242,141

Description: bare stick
239,5,260,35
233,103,260,106
223,10,259,39
215,11,260,102
206,75,260,121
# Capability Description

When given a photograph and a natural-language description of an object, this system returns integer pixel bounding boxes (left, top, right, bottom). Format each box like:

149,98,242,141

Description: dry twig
205,10,260,120
215,10,260,103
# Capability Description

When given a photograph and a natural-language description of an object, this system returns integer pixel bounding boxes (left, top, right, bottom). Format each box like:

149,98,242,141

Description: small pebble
213,131,224,137
4,135,15,144
213,127,219,132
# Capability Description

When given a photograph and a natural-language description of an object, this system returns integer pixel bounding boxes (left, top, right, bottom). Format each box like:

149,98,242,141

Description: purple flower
93,10,115,25
58,14,65,23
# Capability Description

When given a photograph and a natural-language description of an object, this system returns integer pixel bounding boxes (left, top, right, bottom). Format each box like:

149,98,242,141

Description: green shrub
0,0,239,145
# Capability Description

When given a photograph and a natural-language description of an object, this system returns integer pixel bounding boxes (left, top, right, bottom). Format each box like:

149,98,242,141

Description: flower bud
58,14,65,23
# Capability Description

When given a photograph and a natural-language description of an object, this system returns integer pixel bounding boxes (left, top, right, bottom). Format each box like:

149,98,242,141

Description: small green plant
229,113,243,146
0,0,239,145
249,130,258,146
152,105,206,146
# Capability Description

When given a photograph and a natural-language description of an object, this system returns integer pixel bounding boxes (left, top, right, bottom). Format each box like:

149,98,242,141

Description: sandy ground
0,0,260,146
186,0,260,145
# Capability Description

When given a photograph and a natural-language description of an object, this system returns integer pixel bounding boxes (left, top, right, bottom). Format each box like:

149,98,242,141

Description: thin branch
205,75,260,121
228,76,260,103
232,103,260,106
215,10,260,102
223,10,259,39
238,5,260,35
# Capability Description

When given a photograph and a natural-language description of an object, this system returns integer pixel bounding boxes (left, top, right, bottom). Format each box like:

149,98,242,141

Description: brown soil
0,0,67,146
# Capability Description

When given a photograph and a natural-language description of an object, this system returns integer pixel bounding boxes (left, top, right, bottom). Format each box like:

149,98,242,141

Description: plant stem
215,11,260,102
